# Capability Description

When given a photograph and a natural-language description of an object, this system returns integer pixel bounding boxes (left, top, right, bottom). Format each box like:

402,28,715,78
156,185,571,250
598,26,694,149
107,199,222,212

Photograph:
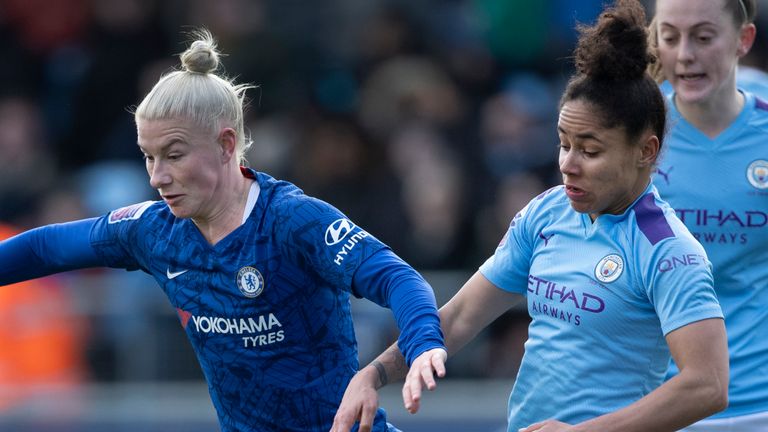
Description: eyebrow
137,138,185,153
658,21,718,31
557,126,602,142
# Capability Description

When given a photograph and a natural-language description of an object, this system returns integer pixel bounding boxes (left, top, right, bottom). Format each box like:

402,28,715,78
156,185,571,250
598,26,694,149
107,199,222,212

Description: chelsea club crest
595,254,624,283
237,266,265,298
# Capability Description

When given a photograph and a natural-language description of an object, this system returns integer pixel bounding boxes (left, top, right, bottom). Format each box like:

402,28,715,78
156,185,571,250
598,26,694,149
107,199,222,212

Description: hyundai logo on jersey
325,218,355,245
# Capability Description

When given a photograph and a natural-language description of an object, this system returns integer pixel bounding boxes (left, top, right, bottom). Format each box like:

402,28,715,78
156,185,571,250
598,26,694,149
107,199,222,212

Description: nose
559,149,579,177
677,37,695,64
148,160,171,190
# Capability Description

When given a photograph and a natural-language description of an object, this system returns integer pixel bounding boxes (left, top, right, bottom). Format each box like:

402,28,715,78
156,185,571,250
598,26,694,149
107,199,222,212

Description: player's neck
675,88,744,139
193,170,253,245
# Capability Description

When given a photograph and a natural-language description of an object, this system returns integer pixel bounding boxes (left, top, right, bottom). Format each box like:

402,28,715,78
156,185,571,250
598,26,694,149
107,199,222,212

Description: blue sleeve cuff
352,249,445,366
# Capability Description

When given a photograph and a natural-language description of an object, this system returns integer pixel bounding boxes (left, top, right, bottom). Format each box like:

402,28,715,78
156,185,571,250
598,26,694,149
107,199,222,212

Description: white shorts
678,410,768,432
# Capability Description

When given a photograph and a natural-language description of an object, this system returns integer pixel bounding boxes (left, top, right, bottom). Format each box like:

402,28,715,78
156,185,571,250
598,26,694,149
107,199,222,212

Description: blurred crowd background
2,0,768,425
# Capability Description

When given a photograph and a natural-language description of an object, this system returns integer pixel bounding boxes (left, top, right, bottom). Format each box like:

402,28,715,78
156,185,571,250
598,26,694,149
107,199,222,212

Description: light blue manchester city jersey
655,91,768,418
480,184,722,430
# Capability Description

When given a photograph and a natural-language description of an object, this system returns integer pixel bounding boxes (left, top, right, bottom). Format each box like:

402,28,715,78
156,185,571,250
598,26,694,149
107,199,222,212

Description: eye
167,153,182,161
142,154,154,162
659,33,678,45
582,149,599,157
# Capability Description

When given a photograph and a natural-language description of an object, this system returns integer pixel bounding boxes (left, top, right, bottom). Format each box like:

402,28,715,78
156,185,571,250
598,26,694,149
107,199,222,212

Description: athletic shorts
678,410,768,432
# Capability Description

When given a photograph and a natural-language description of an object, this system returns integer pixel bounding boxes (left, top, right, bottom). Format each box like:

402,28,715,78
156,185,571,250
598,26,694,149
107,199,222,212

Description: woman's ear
737,23,757,57
218,127,237,162
638,134,660,168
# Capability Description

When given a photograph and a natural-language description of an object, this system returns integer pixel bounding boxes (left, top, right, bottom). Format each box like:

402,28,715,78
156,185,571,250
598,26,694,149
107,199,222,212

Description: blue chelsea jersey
480,184,722,430
655,91,768,418
88,170,392,431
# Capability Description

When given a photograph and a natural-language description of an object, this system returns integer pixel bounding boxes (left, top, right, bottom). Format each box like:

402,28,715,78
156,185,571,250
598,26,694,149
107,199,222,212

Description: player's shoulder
264,177,316,213
523,185,570,219
92,201,169,251
256,172,344,228
106,200,168,225
744,92,768,132
528,185,567,211
508,185,570,234
629,188,704,255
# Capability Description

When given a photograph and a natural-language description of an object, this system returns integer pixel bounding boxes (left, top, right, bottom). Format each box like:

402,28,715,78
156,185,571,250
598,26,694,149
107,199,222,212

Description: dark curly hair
560,0,666,149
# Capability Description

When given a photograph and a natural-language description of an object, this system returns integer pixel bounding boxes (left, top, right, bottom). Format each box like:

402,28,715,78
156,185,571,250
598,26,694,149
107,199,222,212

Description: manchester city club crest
237,266,265,298
595,254,624,283
747,159,768,189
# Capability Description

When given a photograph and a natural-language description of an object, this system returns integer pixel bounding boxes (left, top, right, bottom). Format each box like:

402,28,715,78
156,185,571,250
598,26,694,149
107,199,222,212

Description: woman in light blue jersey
332,1,728,431
649,0,768,430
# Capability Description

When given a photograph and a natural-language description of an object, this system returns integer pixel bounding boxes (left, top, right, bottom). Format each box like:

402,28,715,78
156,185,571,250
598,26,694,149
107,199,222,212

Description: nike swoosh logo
166,269,189,279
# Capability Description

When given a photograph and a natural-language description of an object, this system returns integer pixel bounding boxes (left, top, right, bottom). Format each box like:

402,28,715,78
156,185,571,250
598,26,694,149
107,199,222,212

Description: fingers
402,377,421,414
519,420,548,431
357,402,376,432
330,409,372,432
431,350,447,379
420,350,447,390
420,358,438,391
419,350,447,391
402,352,439,413
330,413,354,432
401,348,449,415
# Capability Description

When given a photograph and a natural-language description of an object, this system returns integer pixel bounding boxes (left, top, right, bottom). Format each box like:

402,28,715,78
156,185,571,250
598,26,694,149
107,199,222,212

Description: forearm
362,295,507,389
362,342,409,390
573,371,727,432
353,249,444,365
0,219,102,285
575,319,728,432
440,271,523,357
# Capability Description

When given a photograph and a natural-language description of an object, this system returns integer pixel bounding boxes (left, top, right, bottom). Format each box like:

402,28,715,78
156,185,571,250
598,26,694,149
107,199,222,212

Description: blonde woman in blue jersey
331,1,728,431
0,29,447,432
650,0,768,430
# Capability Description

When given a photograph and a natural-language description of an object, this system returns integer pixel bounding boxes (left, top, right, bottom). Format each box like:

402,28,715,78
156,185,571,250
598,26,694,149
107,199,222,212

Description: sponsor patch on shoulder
108,201,154,224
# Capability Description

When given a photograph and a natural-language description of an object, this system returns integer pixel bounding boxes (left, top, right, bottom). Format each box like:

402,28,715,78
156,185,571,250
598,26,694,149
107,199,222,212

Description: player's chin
167,205,194,219
567,201,593,214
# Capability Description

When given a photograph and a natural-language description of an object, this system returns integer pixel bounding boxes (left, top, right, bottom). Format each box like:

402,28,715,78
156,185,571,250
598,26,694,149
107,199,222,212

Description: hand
402,348,448,414
330,366,380,432
518,419,574,431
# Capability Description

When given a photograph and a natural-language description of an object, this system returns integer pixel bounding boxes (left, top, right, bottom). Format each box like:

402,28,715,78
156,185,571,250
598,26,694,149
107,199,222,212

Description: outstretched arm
332,271,523,432
0,218,102,285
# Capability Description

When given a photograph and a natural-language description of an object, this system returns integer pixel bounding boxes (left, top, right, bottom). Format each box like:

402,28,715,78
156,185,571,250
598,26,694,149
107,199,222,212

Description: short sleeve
643,238,723,335
479,200,536,294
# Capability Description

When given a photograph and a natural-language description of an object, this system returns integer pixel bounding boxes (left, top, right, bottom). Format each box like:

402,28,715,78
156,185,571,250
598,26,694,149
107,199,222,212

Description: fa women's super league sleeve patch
108,201,155,224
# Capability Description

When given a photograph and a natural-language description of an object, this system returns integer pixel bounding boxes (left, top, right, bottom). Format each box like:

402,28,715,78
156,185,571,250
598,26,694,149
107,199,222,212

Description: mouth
677,72,706,82
564,184,587,200
162,194,183,205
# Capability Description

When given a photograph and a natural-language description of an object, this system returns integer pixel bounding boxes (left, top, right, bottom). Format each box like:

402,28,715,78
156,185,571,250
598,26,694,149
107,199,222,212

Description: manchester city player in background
331,1,728,431
0,29,447,432
649,0,768,430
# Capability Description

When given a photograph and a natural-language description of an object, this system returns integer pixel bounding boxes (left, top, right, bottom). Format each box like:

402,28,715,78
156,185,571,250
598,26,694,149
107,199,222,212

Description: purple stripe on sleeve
756,97,768,111
634,194,675,246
